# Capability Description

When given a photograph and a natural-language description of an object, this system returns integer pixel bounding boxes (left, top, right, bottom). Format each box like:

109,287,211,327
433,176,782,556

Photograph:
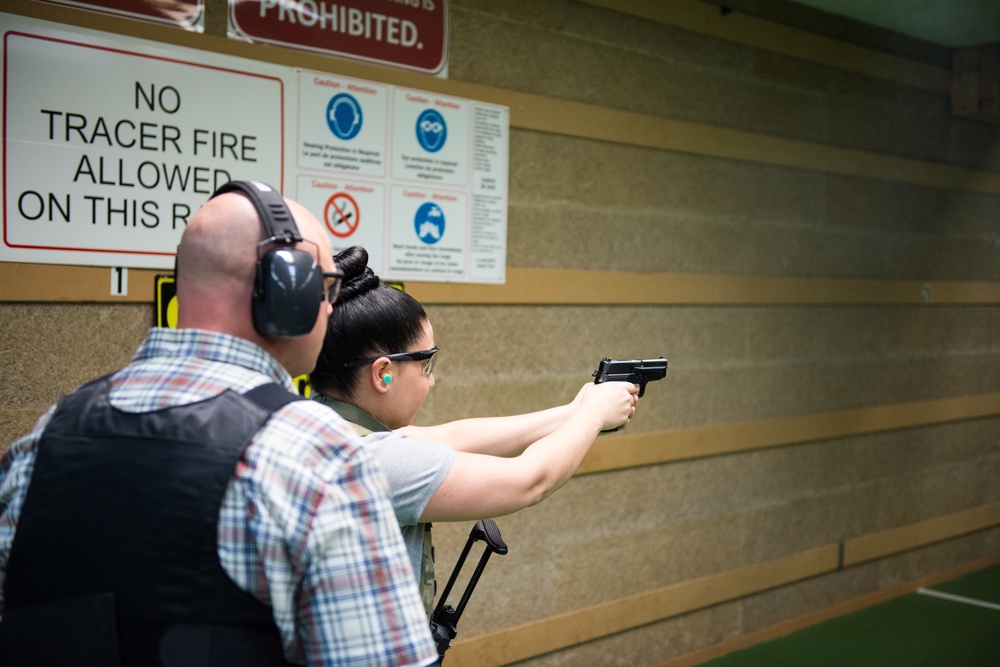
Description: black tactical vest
0,377,302,667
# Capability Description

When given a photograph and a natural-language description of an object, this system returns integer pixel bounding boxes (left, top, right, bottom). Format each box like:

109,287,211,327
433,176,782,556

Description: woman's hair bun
334,246,380,302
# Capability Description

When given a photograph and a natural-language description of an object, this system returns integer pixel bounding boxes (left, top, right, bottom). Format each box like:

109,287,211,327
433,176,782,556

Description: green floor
703,563,1000,666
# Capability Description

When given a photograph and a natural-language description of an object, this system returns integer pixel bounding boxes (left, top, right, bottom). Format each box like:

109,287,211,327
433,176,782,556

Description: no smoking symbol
324,192,360,238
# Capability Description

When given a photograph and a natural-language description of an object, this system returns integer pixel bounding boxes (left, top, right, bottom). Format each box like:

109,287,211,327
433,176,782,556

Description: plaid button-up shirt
0,328,437,667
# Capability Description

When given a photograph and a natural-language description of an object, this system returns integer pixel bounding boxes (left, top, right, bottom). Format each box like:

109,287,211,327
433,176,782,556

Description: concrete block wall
1,1,998,664
417,1,1000,663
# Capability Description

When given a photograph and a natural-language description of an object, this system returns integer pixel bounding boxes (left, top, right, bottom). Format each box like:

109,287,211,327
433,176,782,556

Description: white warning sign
1,15,508,285
1,17,284,268
295,71,507,283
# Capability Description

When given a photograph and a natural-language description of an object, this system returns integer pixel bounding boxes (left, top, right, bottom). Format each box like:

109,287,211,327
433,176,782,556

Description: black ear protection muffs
210,180,325,338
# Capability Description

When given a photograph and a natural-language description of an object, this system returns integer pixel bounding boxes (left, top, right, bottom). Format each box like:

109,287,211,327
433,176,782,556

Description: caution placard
294,72,508,283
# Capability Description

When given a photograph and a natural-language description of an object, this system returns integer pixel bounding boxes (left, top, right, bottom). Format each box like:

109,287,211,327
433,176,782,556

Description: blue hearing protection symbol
414,202,445,244
416,109,447,153
327,93,363,140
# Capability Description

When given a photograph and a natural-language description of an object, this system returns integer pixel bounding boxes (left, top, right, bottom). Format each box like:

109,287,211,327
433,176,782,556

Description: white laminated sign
1,13,508,284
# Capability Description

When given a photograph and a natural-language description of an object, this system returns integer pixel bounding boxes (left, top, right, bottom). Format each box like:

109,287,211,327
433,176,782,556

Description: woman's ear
371,359,392,393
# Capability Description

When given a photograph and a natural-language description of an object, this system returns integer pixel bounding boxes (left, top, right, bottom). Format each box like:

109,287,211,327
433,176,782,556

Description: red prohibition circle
324,192,360,238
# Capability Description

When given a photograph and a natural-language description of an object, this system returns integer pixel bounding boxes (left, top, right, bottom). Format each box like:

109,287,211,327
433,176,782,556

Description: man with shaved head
0,182,438,667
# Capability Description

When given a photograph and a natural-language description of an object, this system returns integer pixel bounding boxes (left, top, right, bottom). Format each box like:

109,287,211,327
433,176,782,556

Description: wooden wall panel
578,392,1000,474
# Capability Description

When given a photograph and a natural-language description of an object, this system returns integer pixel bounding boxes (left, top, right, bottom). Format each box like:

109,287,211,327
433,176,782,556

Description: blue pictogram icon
414,202,445,244
327,93,363,140
416,109,447,153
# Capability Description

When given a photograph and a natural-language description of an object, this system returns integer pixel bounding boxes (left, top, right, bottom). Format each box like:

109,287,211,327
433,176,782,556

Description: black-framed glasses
343,346,439,375
322,270,345,304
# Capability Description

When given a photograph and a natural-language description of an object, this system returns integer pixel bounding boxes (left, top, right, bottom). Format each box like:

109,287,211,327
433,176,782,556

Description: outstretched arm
418,382,638,522
399,383,592,457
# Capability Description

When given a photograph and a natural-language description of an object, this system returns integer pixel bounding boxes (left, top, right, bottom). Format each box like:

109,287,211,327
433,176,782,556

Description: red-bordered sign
324,192,360,238
228,0,448,75
38,0,204,30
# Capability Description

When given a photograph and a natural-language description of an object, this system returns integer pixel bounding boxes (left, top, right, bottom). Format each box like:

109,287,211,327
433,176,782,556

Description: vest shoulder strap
243,382,305,412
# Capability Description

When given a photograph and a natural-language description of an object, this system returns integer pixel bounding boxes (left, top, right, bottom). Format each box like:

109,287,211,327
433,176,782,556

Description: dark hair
310,246,427,398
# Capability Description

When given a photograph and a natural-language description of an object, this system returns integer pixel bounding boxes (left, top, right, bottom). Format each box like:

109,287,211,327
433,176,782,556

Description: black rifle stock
592,357,668,398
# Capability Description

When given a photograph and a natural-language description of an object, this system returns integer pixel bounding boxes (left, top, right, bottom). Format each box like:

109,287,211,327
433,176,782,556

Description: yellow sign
155,275,178,328
154,274,311,395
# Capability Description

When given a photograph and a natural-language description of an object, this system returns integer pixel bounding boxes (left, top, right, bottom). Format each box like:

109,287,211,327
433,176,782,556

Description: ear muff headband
213,180,302,244
210,180,324,339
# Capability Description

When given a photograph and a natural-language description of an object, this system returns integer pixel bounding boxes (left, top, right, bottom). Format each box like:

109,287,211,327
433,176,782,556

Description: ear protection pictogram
210,180,325,338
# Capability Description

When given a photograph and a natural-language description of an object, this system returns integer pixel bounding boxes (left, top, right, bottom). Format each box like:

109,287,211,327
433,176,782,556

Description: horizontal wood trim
656,551,1000,667
579,0,951,94
5,264,1000,305
445,545,840,667
490,91,1000,196
0,262,165,303
408,269,1000,305
578,392,1000,475
844,502,1000,566
447,505,1000,666
0,264,973,304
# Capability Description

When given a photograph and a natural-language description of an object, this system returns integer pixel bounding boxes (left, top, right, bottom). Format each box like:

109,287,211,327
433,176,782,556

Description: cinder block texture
0,303,150,454
1,1,998,665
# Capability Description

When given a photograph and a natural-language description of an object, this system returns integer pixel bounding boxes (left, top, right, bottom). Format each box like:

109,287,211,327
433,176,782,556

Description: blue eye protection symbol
416,109,447,153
